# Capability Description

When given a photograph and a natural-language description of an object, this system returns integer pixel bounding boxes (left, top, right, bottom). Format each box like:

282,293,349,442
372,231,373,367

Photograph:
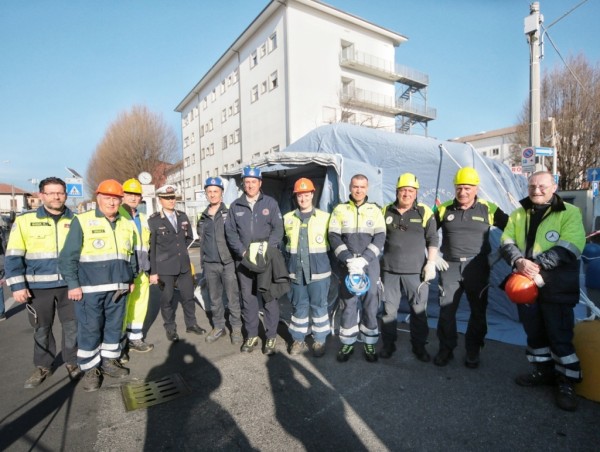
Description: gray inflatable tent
222,123,533,345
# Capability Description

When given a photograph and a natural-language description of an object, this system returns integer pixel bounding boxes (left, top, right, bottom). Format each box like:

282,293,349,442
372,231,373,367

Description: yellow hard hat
123,178,142,194
454,167,480,186
396,173,419,189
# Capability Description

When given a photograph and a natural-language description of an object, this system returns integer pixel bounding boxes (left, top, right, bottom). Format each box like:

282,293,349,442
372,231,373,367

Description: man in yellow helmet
433,167,508,369
119,178,153,361
380,173,439,362
58,180,137,392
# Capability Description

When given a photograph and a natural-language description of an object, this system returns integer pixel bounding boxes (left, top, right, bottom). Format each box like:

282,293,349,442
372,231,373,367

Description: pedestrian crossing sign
66,182,83,198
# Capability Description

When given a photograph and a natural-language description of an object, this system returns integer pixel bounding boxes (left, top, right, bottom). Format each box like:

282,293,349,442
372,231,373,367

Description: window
222,136,228,149
227,75,232,87
192,176,196,186
202,97,208,109
209,143,214,155
193,107,198,118
270,71,278,90
232,69,239,84
223,164,228,172
184,157,190,167
220,80,226,94
250,50,258,68
251,85,259,103
259,43,266,58
271,145,280,153
492,148,500,156
208,118,213,131
200,125,205,137
234,129,240,143
206,170,210,178
233,99,239,114
221,109,227,123
211,89,216,102
228,106,233,116
261,81,267,94
268,32,277,52
214,168,218,177
228,133,234,144
191,133,195,144
201,148,205,159
185,178,190,188
184,138,189,149
253,152,260,159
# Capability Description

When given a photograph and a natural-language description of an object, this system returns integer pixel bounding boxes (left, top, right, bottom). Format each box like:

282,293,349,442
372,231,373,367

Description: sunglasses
161,196,176,200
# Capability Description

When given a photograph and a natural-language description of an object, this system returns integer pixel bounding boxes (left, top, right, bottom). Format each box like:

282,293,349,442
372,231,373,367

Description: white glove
533,274,545,287
422,261,437,282
434,254,449,272
346,257,367,274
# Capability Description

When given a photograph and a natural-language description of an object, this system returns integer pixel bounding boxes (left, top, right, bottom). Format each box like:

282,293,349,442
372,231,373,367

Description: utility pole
525,2,543,150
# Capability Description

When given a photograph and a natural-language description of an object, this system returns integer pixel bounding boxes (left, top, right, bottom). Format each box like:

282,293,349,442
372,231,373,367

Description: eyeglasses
43,192,66,197
528,185,552,192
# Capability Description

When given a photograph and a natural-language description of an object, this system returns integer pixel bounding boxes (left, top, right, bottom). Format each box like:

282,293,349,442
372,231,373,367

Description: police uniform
149,193,200,338
58,207,137,372
328,198,386,347
284,208,331,347
5,206,78,375
435,197,508,361
500,194,584,382
381,201,438,353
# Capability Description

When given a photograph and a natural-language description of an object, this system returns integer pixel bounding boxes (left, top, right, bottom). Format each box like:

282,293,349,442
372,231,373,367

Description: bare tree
514,54,600,189
86,105,179,193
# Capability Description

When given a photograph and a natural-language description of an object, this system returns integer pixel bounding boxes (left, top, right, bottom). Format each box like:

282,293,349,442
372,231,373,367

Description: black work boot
555,376,578,411
379,342,396,359
515,363,556,387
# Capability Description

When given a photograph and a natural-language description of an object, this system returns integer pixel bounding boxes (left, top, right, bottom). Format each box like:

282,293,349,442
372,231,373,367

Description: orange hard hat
505,273,538,304
293,178,315,194
96,179,124,197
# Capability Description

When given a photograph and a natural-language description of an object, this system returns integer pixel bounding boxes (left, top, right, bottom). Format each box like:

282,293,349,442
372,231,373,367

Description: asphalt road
0,281,599,452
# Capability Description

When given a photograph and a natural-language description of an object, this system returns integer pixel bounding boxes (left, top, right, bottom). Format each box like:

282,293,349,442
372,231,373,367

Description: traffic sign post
587,168,600,182
535,146,554,157
521,147,536,173
65,177,83,198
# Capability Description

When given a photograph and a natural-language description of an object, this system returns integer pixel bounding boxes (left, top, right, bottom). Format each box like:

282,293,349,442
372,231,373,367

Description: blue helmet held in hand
345,273,371,296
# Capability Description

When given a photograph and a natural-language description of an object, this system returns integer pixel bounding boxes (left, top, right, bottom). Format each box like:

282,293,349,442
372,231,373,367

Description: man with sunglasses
149,185,205,342
380,173,439,362
5,177,80,388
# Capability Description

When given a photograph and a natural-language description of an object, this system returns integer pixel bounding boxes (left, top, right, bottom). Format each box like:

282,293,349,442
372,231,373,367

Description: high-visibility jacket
58,208,136,293
5,206,75,291
328,198,386,265
284,208,331,282
501,194,585,304
119,206,150,273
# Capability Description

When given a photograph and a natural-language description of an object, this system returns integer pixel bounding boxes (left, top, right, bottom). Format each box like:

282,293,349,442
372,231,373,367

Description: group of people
2,166,586,411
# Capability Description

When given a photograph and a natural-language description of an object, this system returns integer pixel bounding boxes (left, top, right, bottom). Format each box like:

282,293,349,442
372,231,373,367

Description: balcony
340,49,428,88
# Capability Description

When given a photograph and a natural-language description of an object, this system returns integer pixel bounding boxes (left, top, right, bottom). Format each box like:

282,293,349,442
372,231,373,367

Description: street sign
587,168,600,182
593,181,599,198
521,147,535,173
535,146,554,157
65,177,83,198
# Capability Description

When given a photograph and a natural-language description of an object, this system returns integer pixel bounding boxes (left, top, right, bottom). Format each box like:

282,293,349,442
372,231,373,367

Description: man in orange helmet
59,180,137,392
283,178,331,357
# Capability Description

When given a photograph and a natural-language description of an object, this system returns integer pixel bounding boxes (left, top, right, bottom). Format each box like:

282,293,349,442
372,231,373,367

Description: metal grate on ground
121,373,192,411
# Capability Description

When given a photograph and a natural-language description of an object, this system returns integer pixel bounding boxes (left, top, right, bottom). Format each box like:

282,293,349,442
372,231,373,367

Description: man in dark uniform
225,166,284,355
380,173,439,362
149,185,205,341
433,167,508,368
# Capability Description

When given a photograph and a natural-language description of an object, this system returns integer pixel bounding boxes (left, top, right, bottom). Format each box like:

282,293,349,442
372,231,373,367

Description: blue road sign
66,182,83,198
587,168,600,182
535,146,554,157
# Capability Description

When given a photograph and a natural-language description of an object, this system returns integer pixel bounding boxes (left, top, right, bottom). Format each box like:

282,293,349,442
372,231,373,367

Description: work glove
422,261,437,282
434,254,449,272
533,274,545,288
346,257,367,274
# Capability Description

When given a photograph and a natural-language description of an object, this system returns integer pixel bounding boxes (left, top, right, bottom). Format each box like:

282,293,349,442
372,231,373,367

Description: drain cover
121,373,191,411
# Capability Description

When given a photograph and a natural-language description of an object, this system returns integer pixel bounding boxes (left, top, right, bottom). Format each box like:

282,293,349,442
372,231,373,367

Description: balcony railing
341,87,436,121
340,48,429,87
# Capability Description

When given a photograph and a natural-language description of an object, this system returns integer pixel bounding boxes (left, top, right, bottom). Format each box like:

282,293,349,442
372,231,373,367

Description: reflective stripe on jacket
5,206,74,290
58,208,136,293
284,208,331,282
328,199,386,264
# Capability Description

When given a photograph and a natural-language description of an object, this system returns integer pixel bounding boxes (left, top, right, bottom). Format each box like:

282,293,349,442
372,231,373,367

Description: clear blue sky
1,0,598,193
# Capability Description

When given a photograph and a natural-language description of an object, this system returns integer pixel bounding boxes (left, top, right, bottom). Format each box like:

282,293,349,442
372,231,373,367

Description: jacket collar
36,205,73,219
519,193,566,212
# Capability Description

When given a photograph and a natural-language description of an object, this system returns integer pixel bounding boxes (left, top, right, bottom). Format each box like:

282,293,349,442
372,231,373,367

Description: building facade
450,126,522,171
175,0,435,202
